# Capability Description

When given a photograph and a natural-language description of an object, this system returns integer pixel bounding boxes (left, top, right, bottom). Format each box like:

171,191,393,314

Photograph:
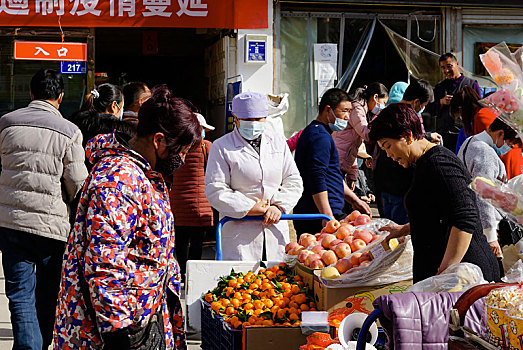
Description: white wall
235,0,274,94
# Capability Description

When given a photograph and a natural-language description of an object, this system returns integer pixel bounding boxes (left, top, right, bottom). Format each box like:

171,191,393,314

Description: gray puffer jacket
0,100,88,241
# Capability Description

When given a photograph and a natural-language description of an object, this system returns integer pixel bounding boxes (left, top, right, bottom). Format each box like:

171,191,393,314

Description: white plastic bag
407,263,486,293
502,259,523,283
319,218,413,288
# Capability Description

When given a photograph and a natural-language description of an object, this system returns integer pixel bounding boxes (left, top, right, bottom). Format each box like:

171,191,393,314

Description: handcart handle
356,309,382,350
215,214,333,260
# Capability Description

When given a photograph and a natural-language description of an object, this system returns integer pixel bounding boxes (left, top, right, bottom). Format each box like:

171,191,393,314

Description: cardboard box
242,326,308,350
313,270,412,317
294,263,321,289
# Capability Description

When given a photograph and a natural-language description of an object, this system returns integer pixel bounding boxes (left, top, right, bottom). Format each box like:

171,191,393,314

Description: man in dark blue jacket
294,88,371,236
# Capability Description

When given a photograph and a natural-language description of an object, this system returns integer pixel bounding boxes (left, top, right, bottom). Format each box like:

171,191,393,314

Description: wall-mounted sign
245,34,267,64
60,61,87,75
14,41,87,61
0,1,268,29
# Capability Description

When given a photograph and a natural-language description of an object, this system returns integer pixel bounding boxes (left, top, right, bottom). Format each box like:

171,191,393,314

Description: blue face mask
201,130,206,139
494,142,511,156
417,106,425,116
371,102,385,115
329,109,348,132
238,120,265,140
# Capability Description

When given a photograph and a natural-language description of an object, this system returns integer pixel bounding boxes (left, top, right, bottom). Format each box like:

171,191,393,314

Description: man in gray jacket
0,69,88,350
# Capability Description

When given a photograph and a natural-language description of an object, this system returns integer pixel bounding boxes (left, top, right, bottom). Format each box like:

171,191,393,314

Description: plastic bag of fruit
406,263,486,293
470,176,523,227
318,218,414,288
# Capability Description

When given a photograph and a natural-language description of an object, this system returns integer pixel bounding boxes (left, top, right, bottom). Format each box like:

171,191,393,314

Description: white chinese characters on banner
0,0,30,15
313,43,338,80
109,0,135,16
70,0,101,16
36,0,64,15
176,0,207,17
143,0,171,17
0,0,210,18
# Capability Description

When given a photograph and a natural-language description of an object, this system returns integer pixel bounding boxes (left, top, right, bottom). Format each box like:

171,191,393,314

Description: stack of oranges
203,263,316,329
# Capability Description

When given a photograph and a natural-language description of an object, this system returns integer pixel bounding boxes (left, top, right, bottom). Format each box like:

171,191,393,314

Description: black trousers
174,226,209,278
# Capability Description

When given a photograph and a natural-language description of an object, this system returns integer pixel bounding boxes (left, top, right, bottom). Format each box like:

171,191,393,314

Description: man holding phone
427,53,481,152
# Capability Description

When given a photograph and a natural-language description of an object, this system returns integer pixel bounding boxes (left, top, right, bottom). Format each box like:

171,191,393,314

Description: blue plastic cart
215,213,332,260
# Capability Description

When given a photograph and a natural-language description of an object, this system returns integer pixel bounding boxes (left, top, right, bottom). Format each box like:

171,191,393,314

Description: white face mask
371,100,385,114
238,120,265,140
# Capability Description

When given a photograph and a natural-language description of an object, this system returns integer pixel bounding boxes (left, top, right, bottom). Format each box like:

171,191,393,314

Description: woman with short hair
370,103,500,283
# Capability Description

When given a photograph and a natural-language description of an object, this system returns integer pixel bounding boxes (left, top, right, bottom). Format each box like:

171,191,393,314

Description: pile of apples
285,210,381,273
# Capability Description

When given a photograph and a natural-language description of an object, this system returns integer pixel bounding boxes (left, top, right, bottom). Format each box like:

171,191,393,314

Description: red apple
310,259,326,269
311,244,325,254
285,241,300,253
354,214,371,226
334,243,352,258
299,234,317,248
329,239,343,250
349,238,367,252
334,258,353,274
324,219,341,233
343,235,354,245
305,253,322,267
288,245,305,255
347,210,361,222
354,230,373,244
314,233,322,239
370,234,381,243
336,226,352,240
350,252,362,266
359,252,372,263
298,250,313,263
298,233,312,245
321,250,338,266
321,234,337,249
360,261,371,268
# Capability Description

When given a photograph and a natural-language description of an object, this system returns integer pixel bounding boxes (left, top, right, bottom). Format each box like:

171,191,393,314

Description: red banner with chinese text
0,0,268,29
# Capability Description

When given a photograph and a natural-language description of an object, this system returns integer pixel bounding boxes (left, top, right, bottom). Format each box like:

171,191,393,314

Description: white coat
205,128,303,261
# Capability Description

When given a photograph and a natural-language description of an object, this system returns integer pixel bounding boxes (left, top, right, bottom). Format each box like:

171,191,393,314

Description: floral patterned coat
53,132,186,349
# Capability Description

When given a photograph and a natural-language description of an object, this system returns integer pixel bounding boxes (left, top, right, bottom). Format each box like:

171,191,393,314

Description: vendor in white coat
205,92,303,261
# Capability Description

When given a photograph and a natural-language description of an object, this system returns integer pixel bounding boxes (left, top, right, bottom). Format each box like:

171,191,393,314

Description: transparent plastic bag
470,176,523,229
319,219,413,288
407,263,486,293
502,259,523,283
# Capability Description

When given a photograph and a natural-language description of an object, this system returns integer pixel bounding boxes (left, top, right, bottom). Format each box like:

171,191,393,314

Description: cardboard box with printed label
312,271,412,324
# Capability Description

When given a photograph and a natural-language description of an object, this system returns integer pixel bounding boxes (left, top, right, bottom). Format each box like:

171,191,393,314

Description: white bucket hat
195,113,215,130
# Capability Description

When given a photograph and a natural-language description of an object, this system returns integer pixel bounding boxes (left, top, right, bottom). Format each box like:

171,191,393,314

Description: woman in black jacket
369,103,500,283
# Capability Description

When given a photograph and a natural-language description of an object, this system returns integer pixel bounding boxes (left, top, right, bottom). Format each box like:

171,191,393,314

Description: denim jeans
381,192,410,225
0,228,65,350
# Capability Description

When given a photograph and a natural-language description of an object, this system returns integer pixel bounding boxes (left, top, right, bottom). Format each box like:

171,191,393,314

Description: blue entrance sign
60,61,86,74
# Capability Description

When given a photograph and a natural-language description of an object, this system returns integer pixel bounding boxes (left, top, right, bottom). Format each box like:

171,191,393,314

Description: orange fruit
253,300,264,310
262,320,274,326
293,275,302,282
248,316,257,324
263,299,274,309
289,301,299,309
282,297,290,307
300,304,309,311
261,283,272,291
289,313,299,321
294,294,307,305
254,278,262,286
243,294,252,302
236,278,244,285
244,303,254,310
254,309,263,316
231,298,241,308
258,268,266,274
233,292,242,300
291,285,301,294
309,302,316,308
249,283,259,290
243,322,251,327
205,293,214,303
226,306,235,315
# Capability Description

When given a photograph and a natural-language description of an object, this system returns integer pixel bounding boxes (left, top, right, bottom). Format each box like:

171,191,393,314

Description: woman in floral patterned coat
53,86,201,349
